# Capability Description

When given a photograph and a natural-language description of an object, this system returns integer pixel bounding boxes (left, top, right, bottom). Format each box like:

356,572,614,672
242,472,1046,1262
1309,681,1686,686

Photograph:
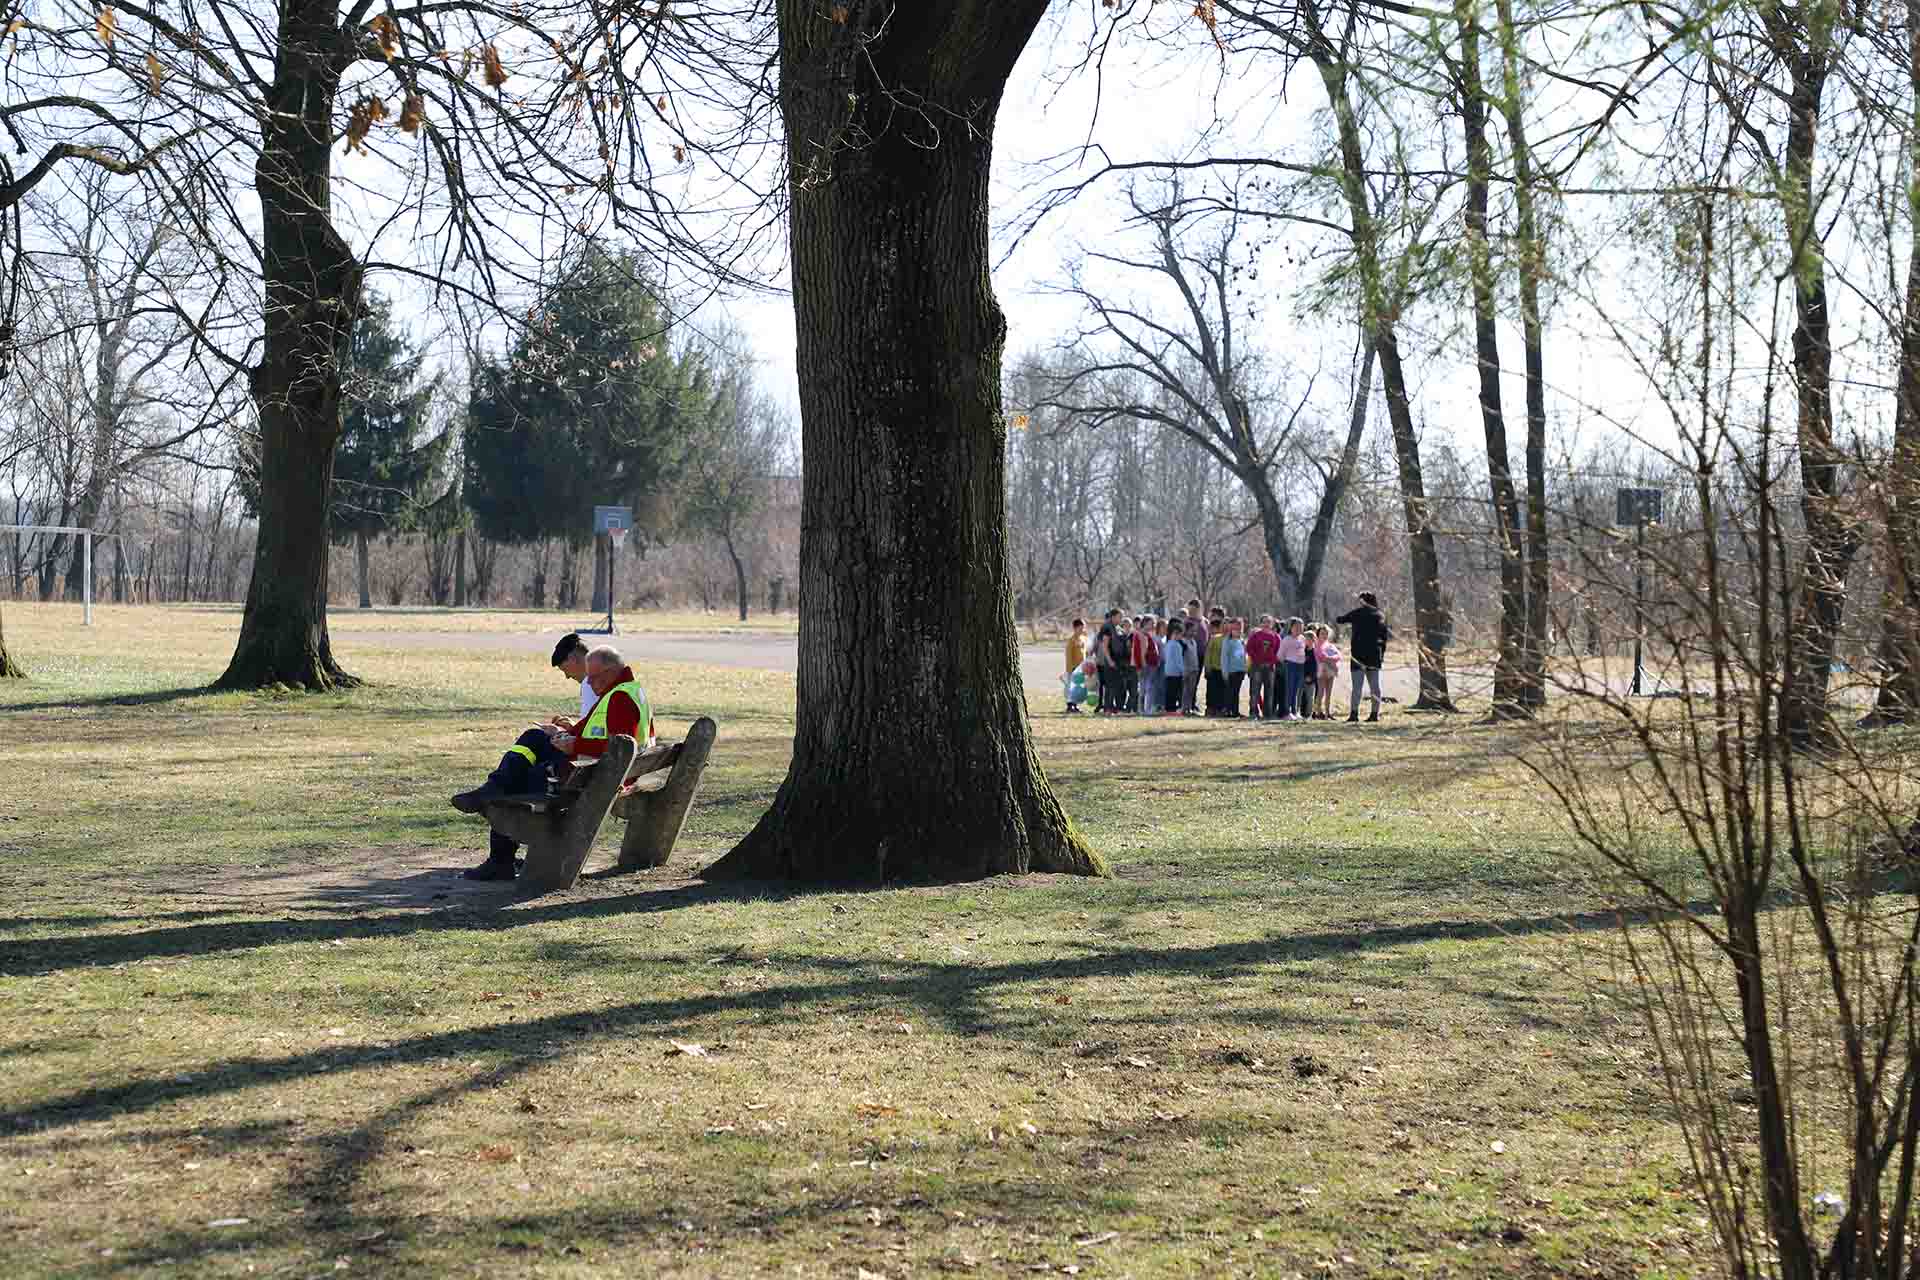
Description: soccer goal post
0,524,116,626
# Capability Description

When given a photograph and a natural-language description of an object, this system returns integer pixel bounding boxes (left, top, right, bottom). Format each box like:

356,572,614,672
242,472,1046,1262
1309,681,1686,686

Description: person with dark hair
1093,608,1121,712
1109,614,1138,712
1335,591,1392,722
453,644,650,880
547,632,595,731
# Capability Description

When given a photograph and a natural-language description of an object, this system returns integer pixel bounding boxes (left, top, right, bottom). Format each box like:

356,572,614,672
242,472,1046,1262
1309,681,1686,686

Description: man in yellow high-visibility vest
451,644,651,881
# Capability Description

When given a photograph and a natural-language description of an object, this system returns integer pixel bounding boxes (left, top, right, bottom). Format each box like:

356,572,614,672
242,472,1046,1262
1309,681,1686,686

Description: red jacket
574,666,644,758
1246,628,1281,666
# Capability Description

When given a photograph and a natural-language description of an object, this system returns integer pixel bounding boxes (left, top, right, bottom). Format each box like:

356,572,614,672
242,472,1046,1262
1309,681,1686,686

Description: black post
607,535,618,635
1631,515,1645,696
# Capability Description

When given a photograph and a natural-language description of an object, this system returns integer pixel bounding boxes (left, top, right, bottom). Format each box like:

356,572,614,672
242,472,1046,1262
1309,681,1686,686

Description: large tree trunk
454,528,468,607
1299,337,1374,618
0,601,21,677
1377,336,1455,709
1249,478,1303,612
1766,31,1852,749
355,529,371,609
1458,1,1528,719
1493,0,1552,712
1873,0,1920,725
1309,19,1452,709
707,0,1101,883
216,0,360,690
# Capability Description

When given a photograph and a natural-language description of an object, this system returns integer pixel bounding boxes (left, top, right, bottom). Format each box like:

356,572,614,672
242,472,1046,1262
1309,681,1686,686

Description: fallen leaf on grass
665,1041,708,1058
1490,1140,1507,1154
1121,1055,1152,1069
516,1095,539,1114
475,1144,515,1163
855,1103,898,1118
1074,1230,1119,1247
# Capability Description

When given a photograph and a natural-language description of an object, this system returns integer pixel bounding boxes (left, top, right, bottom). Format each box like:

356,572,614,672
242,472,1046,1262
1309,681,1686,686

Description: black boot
464,832,521,881
463,852,517,881
1367,708,1380,723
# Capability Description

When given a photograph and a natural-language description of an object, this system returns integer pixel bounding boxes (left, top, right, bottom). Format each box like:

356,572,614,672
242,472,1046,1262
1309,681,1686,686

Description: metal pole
83,531,93,627
607,535,617,635
1631,516,1645,696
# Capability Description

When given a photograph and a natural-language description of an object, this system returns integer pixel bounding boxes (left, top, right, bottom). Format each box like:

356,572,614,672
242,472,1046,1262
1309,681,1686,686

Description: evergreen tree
334,293,445,609
465,244,710,576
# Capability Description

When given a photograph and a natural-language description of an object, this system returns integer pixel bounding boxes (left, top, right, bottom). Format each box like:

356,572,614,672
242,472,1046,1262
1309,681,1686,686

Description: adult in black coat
1334,592,1392,722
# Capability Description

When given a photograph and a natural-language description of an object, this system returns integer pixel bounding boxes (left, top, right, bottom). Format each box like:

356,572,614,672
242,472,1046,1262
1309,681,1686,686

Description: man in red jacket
452,645,650,880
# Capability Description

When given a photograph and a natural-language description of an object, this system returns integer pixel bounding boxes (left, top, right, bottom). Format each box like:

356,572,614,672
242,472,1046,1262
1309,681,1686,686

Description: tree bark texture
0,600,21,677
1309,25,1452,709
1493,0,1551,712
217,0,361,690
1457,3,1529,718
1764,22,1853,750
355,529,372,609
1298,337,1375,618
1874,0,1920,725
454,528,468,607
706,0,1102,883
724,530,749,622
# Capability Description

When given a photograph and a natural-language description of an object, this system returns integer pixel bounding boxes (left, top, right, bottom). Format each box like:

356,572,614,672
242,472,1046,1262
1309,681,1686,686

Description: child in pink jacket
1313,625,1341,720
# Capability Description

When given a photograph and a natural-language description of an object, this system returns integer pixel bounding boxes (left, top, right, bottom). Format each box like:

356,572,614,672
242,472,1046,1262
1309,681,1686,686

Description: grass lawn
0,604,1723,1278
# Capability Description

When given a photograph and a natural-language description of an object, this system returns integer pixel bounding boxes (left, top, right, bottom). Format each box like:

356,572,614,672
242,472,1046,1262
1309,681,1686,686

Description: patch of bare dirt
189,844,708,915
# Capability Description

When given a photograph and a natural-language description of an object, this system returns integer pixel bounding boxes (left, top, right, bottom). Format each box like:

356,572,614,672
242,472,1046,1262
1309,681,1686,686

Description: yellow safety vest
581,679,650,747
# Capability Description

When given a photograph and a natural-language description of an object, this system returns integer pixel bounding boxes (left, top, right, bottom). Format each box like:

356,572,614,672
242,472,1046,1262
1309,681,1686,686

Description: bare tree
1034,184,1365,615
681,370,788,622
1,0,773,688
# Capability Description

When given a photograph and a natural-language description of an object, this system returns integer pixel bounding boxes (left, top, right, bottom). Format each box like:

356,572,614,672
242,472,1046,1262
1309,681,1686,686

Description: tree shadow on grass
0,685,222,713
51,1107,1322,1280
3,912,1650,1139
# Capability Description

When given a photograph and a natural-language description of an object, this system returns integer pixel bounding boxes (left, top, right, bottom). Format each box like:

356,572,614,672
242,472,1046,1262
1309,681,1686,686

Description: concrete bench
609,716,717,872
479,716,717,893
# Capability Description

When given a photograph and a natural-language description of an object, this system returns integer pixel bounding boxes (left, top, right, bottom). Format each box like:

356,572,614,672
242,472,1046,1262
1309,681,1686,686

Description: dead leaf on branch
399,93,425,133
344,95,388,154
143,51,165,94
94,6,115,44
482,43,508,87
671,143,686,164
830,4,850,22
369,13,398,59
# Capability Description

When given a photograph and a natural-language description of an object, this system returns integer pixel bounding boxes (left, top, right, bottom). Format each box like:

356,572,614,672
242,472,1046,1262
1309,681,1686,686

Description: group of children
1064,599,1349,722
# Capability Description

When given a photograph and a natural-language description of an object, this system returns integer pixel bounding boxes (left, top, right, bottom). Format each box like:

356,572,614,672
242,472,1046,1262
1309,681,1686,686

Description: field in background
0,604,1723,1277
